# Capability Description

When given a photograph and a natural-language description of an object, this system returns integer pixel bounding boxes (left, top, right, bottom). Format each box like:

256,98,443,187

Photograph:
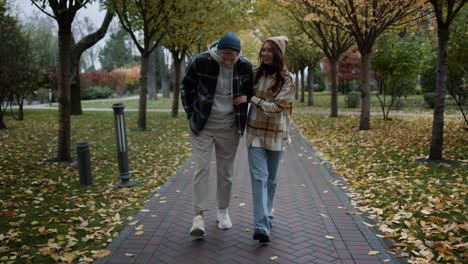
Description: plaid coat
246,72,295,151
181,51,254,135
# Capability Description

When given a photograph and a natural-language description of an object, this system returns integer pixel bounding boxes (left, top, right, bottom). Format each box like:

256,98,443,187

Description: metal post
48,88,53,106
76,141,92,186
112,103,135,188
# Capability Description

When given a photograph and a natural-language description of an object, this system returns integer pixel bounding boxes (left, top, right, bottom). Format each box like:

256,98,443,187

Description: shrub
313,75,326,92
421,67,437,93
81,86,114,100
346,91,361,108
424,92,436,108
113,66,141,95
391,97,404,110
80,70,126,93
446,71,467,106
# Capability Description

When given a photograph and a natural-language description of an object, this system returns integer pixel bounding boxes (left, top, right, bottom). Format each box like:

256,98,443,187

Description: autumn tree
70,10,113,115
283,0,354,116
372,32,431,120
0,0,22,129
109,0,174,131
11,27,43,121
99,26,133,72
301,0,425,128
427,0,467,160
31,0,106,161
338,54,361,94
446,7,467,125
162,0,253,118
253,1,323,106
26,15,58,73
282,31,323,106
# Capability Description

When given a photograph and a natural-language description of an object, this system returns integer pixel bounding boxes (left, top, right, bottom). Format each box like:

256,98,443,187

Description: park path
93,129,406,264
22,97,462,117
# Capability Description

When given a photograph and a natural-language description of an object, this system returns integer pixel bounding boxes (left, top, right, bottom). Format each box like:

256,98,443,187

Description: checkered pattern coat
246,72,295,151
181,51,254,135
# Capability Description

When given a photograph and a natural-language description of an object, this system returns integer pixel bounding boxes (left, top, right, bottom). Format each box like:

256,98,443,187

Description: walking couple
181,32,295,243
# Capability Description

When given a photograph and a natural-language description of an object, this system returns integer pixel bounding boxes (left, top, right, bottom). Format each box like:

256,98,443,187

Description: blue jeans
248,147,283,235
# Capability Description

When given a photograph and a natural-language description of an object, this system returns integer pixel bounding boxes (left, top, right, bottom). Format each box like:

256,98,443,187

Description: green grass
0,110,191,263
76,92,464,116
294,92,464,115
293,113,467,263
79,96,178,110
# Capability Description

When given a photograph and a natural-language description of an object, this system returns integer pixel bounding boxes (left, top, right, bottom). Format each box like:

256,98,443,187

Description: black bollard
112,103,135,188
76,141,92,186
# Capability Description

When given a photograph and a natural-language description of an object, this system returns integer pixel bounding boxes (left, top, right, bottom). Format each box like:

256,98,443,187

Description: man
181,32,253,238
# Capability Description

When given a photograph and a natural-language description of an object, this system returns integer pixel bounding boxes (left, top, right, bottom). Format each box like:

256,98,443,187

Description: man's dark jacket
181,51,253,135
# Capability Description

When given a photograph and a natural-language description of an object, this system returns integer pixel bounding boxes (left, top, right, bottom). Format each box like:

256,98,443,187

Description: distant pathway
22,102,463,117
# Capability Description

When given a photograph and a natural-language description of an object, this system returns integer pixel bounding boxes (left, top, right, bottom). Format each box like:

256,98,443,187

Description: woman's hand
233,96,247,105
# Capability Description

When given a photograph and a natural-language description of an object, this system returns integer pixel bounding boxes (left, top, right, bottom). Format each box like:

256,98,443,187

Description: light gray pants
189,126,240,212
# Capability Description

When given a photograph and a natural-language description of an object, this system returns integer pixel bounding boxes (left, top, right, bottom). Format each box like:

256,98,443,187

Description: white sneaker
217,208,232,230
190,215,205,238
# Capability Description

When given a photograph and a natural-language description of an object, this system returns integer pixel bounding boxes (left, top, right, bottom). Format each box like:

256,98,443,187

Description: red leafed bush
48,67,140,96
80,70,127,94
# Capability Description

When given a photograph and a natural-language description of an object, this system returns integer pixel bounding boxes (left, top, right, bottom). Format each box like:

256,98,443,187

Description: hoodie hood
208,40,241,67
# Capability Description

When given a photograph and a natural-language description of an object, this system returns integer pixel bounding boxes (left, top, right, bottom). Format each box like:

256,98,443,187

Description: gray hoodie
205,41,241,129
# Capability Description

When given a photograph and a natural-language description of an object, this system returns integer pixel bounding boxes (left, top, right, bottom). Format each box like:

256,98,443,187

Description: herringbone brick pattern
95,132,392,264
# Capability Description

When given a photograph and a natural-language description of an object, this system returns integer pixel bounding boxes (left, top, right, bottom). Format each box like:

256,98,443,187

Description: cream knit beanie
266,36,288,55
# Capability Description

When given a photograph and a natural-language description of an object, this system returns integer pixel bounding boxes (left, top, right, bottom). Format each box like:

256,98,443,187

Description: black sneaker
253,229,271,243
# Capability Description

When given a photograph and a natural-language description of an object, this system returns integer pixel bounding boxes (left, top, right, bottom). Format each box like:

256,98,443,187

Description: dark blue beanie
218,32,241,52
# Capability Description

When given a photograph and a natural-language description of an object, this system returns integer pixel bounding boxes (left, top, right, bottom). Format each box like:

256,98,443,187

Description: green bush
446,71,467,106
126,83,140,95
314,75,326,92
424,92,436,108
346,91,361,108
81,86,114,100
421,67,436,94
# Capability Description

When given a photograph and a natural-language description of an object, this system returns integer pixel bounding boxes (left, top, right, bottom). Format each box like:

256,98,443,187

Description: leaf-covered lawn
0,110,191,263
293,114,467,264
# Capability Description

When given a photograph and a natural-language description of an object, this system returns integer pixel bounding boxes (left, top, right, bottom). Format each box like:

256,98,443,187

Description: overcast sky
11,0,172,70
12,0,107,26
12,0,118,70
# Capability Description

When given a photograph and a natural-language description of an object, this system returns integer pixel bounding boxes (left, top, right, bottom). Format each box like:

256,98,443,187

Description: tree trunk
70,60,82,115
307,66,315,106
18,99,23,121
295,72,299,100
429,25,449,160
147,48,157,100
70,11,113,115
359,50,372,130
57,26,73,162
301,69,305,98
171,56,182,118
70,36,82,116
155,46,165,98
330,57,339,117
137,52,149,131
161,47,170,98
15,94,24,121
0,110,6,129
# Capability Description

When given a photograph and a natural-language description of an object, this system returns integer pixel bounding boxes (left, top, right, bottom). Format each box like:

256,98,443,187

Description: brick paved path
95,131,404,264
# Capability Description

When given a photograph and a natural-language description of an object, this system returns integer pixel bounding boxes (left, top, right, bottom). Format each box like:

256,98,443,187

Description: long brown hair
254,40,288,93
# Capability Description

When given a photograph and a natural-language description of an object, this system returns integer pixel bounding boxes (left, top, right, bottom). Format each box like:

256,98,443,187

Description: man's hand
233,96,247,105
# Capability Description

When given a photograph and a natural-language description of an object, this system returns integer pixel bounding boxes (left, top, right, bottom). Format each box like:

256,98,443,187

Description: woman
246,36,295,243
